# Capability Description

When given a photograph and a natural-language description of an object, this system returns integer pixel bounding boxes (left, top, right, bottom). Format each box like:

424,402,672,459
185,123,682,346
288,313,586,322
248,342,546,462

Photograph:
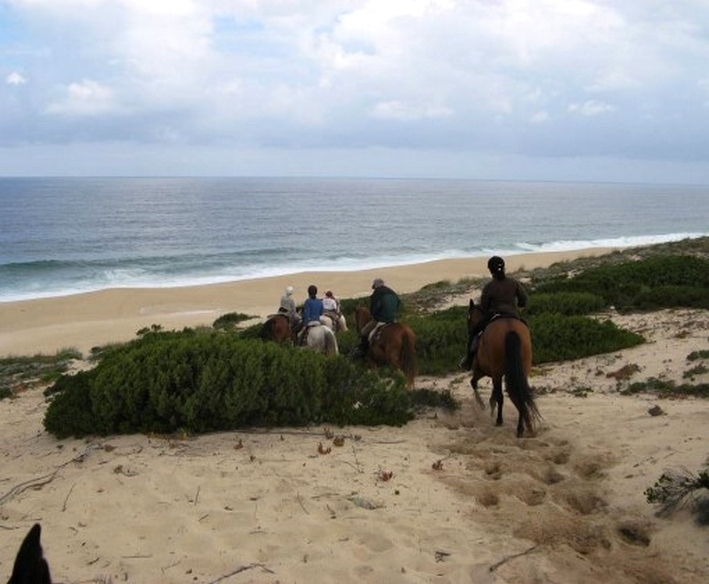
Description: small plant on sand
212,312,253,330
683,364,709,380
645,465,709,525
0,349,82,399
568,385,593,398
621,377,709,398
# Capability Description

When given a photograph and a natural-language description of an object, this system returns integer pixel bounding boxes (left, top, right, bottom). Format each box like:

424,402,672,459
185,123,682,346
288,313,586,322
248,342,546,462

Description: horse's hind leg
492,378,503,426
469,371,485,409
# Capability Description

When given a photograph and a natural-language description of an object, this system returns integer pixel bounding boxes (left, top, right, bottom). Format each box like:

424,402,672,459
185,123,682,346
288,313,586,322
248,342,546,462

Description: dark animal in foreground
353,306,417,388
7,523,51,584
467,299,541,437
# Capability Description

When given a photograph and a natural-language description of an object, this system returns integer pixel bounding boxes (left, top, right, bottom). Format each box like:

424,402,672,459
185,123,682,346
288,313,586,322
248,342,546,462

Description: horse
8,523,51,584
353,306,417,388
466,299,540,437
260,313,295,344
320,312,348,333
301,323,339,356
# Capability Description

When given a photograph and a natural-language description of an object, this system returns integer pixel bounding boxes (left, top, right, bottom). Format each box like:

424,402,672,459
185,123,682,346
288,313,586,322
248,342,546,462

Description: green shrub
525,292,606,316
213,312,254,330
529,314,644,364
43,331,421,439
533,255,709,312
622,377,709,398
409,306,468,375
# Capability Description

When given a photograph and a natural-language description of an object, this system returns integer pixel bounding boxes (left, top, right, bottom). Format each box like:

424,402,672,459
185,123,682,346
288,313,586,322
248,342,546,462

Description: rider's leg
354,320,375,357
459,320,487,370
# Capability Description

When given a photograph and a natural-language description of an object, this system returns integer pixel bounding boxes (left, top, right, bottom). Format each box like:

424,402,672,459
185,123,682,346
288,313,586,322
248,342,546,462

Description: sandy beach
2,248,709,583
0,249,611,358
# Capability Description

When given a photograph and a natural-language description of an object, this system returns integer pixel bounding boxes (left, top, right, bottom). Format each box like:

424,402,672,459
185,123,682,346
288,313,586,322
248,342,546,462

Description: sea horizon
1,176,707,303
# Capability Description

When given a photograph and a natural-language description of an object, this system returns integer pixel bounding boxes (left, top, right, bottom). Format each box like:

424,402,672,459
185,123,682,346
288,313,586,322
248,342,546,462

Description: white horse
303,323,339,356
320,312,348,333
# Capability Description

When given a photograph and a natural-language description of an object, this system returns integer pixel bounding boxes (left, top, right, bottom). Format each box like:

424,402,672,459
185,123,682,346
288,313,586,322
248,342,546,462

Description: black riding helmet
487,256,505,276
307,284,318,297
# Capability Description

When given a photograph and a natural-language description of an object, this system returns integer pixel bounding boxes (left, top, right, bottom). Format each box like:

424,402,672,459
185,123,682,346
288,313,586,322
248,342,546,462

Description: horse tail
400,326,417,388
504,331,540,431
325,329,339,356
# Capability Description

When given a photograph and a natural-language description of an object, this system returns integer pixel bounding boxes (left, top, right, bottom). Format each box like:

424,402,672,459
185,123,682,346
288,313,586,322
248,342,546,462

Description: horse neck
356,308,371,331
468,309,485,330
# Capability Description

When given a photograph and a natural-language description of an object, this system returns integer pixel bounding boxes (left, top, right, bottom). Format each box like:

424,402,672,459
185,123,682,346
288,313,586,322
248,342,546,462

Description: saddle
472,313,526,350
368,322,390,344
323,310,340,333
299,321,321,345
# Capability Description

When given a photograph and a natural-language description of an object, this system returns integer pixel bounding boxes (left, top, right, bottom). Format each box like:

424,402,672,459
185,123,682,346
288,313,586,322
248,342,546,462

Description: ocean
1,177,707,303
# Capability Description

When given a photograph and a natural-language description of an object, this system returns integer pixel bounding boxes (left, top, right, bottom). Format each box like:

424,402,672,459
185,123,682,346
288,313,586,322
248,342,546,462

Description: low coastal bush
43,331,454,439
532,255,709,312
529,314,644,364
1,350,81,400
212,312,253,330
525,292,606,317
645,466,709,525
621,377,709,398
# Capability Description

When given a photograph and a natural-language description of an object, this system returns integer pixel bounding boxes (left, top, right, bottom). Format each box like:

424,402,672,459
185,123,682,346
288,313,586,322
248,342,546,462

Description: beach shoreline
0,248,614,357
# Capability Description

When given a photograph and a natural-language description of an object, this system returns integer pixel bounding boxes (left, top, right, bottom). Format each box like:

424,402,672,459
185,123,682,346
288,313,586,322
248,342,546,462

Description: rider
354,278,400,357
299,284,324,345
279,285,302,332
459,256,529,370
322,290,341,315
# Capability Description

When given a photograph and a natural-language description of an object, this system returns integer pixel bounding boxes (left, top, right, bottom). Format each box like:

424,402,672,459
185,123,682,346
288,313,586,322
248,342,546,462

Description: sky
1,0,709,183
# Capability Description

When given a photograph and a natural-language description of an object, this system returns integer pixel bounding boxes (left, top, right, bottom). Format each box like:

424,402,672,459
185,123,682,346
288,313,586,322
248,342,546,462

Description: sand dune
2,250,709,583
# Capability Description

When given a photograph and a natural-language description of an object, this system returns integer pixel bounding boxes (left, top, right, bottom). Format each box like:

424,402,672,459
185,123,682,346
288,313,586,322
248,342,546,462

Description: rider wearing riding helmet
354,277,401,357
279,285,302,331
459,256,529,370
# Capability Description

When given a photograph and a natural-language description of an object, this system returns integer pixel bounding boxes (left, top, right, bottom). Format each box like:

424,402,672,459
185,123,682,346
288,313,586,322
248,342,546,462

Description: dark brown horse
354,306,417,388
467,299,540,437
260,313,295,344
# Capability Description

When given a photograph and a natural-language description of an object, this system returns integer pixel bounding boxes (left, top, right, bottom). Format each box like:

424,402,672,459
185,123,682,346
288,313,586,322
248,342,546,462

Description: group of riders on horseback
267,255,536,434
275,277,403,353
277,284,348,345
274,254,527,368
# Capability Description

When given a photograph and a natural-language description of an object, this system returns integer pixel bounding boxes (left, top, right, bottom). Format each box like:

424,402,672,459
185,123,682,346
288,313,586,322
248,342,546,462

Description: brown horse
260,313,295,344
467,299,540,437
354,306,417,388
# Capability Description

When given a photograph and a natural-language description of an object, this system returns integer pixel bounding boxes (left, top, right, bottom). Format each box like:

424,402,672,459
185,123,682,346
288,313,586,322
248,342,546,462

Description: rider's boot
458,335,480,370
353,336,369,358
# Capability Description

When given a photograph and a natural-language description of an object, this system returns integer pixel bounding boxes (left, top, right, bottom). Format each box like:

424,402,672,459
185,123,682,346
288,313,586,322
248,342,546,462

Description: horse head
354,306,372,333
467,299,485,332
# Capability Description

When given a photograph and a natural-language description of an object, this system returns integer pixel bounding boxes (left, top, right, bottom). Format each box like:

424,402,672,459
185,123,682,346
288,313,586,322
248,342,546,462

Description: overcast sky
2,0,708,182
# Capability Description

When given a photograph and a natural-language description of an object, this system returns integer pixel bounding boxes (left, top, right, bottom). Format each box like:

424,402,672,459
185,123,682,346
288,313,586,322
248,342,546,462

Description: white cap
286,286,294,295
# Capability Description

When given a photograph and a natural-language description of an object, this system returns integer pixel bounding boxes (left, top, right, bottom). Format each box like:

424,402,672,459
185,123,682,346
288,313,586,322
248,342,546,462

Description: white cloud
6,71,27,85
45,80,120,116
530,111,550,123
568,100,617,116
2,1,709,178
370,100,453,121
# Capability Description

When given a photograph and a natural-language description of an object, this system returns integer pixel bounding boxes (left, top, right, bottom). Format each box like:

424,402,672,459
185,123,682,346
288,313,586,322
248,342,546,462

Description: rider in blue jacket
299,284,324,344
